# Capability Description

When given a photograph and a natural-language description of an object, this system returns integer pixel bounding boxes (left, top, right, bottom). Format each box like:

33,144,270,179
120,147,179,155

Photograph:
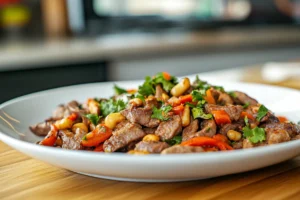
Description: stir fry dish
30,72,300,154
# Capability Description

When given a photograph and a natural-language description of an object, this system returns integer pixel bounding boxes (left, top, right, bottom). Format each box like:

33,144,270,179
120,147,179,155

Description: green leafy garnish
152,72,177,92
135,93,145,102
242,116,266,143
243,126,266,144
228,91,237,98
114,84,127,95
192,107,212,119
164,135,182,146
256,105,268,121
243,102,250,109
100,99,126,117
191,90,206,102
138,76,155,96
193,75,210,90
85,114,101,125
151,105,172,121
213,86,225,92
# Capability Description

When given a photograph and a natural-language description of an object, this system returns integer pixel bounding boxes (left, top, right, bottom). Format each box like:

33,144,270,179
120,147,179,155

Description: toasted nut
105,113,125,129
182,105,191,127
161,93,169,102
55,118,74,130
129,98,143,107
227,130,242,141
143,134,160,142
72,123,88,133
168,96,180,106
171,78,191,97
128,150,149,155
88,99,100,115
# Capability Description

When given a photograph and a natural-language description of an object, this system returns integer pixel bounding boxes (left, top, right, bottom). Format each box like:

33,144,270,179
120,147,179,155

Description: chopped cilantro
193,75,210,91
152,72,177,92
256,105,268,121
243,126,266,144
85,114,101,125
164,135,182,146
243,102,250,109
228,91,237,98
191,90,206,102
82,135,87,141
100,99,126,117
213,86,225,92
135,93,145,102
138,76,155,96
151,105,172,121
192,107,212,119
244,116,249,126
114,84,127,95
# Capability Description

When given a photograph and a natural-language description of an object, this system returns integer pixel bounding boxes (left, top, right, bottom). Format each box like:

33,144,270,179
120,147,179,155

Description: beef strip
264,122,300,144
210,88,233,105
135,141,169,153
232,91,258,106
155,115,182,140
182,119,199,141
103,123,146,152
205,104,243,121
243,139,267,148
182,119,217,141
143,127,157,134
121,107,160,128
232,141,243,149
52,101,85,120
58,129,86,150
30,120,53,136
155,84,167,101
161,145,204,154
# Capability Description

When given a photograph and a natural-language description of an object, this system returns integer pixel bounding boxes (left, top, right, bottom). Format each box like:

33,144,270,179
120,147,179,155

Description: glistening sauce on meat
31,72,300,154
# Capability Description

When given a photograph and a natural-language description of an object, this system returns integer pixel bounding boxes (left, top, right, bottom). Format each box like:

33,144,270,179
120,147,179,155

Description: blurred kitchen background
0,0,300,103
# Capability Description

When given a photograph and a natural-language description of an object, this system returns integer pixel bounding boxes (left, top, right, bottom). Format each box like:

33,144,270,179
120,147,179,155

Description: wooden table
1,65,300,200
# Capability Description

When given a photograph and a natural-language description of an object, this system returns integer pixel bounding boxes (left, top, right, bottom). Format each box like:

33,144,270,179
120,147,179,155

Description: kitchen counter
0,26,300,71
1,63,300,200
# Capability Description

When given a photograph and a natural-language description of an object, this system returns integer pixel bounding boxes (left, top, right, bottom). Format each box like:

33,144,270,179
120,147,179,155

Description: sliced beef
161,145,204,154
103,123,145,152
265,122,300,138
182,119,216,141
30,121,53,136
260,112,279,124
52,100,85,120
264,122,300,144
121,107,160,128
143,127,157,134
58,129,85,150
210,88,233,105
135,141,169,153
145,96,159,109
243,139,267,148
219,121,244,135
182,119,199,141
292,135,300,140
232,141,243,149
232,91,258,106
155,115,182,140
114,120,131,132
155,84,167,101
52,105,67,120
205,104,243,121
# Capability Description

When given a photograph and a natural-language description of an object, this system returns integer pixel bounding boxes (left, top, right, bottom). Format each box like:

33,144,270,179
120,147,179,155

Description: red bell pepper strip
81,124,112,147
40,125,58,146
211,110,231,125
181,136,233,150
179,94,193,104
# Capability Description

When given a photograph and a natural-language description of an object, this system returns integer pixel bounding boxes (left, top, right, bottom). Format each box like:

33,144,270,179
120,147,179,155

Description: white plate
1,77,300,182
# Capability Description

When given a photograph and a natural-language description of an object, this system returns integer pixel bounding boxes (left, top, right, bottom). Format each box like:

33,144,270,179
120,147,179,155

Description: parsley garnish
243,102,250,109
192,107,212,119
191,90,206,102
85,114,101,125
151,105,172,121
193,75,211,91
152,72,177,92
213,86,225,92
100,99,126,117
114,84,127,95
242,116,266,143
135,93,145,102
138,76,155,96
256,105,268,121
228,91,237,98
164,135,182,146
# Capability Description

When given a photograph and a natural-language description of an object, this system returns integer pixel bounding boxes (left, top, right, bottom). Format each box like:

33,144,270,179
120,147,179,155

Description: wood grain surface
1,65,300,200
